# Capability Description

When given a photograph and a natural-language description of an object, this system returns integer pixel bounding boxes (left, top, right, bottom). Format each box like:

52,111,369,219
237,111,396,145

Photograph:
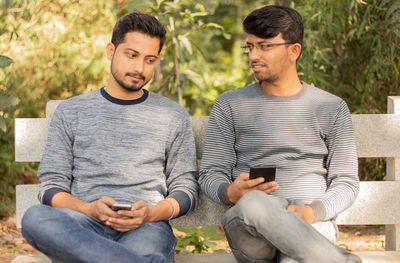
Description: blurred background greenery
0,0,399,253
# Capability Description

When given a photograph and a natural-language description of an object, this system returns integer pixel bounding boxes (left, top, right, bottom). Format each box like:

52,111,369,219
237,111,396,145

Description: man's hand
86,196,119,224
288,205,315,224
227,173,279,204
106,200,153,232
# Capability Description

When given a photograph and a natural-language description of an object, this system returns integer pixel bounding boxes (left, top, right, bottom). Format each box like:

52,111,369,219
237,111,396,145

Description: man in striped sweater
200,5,361,263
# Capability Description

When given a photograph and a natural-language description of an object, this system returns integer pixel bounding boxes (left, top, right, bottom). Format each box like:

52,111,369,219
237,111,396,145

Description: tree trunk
169,17,183,106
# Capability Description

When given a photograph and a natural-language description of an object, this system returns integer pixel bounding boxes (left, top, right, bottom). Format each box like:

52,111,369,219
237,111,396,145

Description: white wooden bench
12,96,400,263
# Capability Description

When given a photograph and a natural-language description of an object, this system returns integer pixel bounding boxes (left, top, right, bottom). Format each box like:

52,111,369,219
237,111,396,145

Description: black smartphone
249,166,276,182
111,203,132,211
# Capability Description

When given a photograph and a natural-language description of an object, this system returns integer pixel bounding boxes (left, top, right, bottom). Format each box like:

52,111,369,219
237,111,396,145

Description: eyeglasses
241,42,295,54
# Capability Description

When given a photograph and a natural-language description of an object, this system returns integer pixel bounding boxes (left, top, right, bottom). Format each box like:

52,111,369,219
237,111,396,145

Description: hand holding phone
249,166,276,182
111,203,132,211
227,169,279,204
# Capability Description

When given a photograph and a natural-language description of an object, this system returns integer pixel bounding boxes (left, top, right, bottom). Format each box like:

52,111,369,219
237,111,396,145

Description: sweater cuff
218,183,234,206
168,191,191,217
309,200,326,222
42,188,68,206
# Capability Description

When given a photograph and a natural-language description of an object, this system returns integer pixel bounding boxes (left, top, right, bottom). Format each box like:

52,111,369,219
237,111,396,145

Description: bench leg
386,156,400,251
385,224,400,251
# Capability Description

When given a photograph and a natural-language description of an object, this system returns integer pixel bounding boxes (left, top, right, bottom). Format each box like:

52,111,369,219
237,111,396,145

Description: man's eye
127,53,136,58
260,44,270,50
146,58,156,64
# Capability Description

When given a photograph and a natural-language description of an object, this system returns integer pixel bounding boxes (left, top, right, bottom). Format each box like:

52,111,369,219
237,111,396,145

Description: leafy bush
174,226,226,254
0,0,117,218
0,54,37,216
0,55,18,131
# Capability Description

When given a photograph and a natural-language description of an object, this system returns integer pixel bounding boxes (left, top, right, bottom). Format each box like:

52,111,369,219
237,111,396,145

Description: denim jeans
222,191,362,263
22,205,176,263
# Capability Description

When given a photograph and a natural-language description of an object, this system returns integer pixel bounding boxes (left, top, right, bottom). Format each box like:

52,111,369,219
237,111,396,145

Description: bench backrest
15,98,400,228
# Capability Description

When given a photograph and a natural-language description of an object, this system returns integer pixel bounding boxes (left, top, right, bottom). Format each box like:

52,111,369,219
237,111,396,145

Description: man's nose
248,47,261,61
133,60,144,74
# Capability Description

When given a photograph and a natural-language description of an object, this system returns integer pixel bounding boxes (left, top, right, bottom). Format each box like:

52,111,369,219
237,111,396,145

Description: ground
0,214,385,263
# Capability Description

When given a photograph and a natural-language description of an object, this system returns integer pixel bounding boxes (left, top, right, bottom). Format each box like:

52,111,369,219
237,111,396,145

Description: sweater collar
100,87,149,105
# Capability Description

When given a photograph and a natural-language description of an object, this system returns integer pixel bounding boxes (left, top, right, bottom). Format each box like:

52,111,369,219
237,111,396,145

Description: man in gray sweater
21,12,198,263
200,5,361,263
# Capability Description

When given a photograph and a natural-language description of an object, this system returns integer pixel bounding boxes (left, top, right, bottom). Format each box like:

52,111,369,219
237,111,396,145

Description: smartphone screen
249,166,276,182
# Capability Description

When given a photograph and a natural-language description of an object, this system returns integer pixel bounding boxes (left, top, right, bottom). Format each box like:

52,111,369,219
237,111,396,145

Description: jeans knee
222,214,276,261
22,205,47,230
223,191,288,228
118,221,176,260
56,207,88,222
242,191,285,209
230,191,285,216
21,205,49,244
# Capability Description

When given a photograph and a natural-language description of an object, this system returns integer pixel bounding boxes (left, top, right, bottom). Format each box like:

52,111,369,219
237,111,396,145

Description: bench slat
15,119,50,162
174,182,400,226
190,116,208,160
352,114,400,158
15,114,400,163
336,181,400,224
45,100,63,119
16,182,400,228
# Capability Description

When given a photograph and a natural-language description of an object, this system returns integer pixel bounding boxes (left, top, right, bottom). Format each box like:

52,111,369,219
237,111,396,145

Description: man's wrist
218,183,234,205
147,205,157,222
81,202,95,219
149,199,174,222
226,184,235,203
309,200,326,222
163,199,176,221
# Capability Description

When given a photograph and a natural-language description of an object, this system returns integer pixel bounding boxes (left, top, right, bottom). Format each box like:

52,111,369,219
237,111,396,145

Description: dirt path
0,214,385,263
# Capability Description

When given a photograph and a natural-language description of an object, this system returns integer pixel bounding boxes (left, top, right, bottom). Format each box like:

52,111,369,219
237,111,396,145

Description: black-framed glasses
241,42,296,54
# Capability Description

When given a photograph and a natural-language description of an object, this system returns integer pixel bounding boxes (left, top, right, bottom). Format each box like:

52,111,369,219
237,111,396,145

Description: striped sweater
199,82,359,222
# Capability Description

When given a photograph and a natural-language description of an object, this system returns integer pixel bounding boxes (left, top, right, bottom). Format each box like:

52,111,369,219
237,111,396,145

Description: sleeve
309,101,360,221
37,104,74,204
199,99,236,205
165,109,199,217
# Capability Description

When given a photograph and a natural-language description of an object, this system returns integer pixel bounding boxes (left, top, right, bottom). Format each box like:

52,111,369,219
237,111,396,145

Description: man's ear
289,43,302,62
106,43,115,61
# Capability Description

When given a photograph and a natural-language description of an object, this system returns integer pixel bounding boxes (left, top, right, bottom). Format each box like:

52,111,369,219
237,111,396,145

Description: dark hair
111,12,166,53
243,5,303,56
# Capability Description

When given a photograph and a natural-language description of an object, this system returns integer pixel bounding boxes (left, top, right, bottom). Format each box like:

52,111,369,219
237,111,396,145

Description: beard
253,71,279,84
250,61,279,84
110,62,148,92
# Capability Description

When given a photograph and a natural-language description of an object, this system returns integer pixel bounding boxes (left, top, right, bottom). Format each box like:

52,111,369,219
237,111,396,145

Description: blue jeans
222,191,362,263
22,205,176,263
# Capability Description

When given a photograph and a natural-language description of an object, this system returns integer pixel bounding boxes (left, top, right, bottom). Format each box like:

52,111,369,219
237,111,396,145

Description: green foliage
294,0,400,180
0,55,19,132
122,0,232,111
296,0,400,114
175,226,226,254
1,0,116,119
0,55,13,68
0,53,34,216
0,0,118,218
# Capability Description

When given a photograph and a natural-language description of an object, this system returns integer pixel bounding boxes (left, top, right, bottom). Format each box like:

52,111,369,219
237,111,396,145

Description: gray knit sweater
199,82,359,222
38,88,199,216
